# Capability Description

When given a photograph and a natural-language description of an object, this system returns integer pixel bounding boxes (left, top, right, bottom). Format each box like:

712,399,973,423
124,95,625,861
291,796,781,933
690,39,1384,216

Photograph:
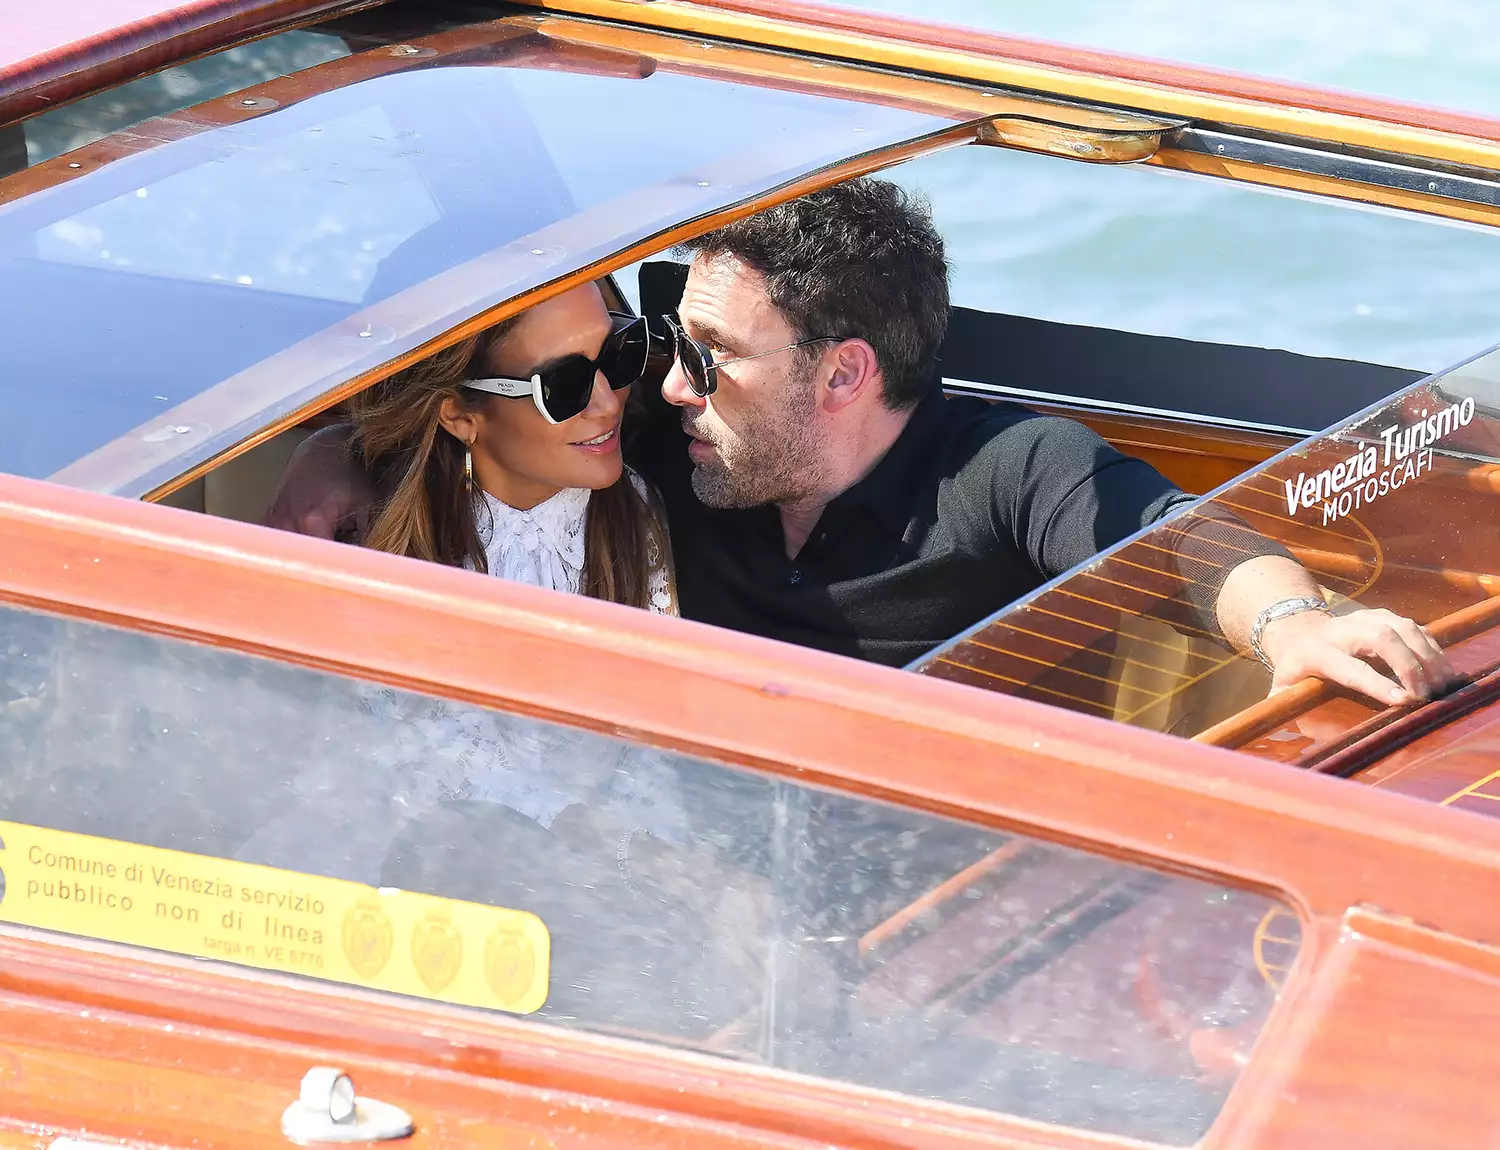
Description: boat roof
0,5,981,496
21,0,1500,143
8,0,1500,503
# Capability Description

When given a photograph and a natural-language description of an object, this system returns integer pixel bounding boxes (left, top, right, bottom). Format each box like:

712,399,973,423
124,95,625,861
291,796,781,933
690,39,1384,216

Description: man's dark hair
680,178,949,410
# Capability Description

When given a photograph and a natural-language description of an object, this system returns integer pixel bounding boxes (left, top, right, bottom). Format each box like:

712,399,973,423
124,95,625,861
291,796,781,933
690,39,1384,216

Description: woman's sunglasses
464,313,669,424
664,314,839,398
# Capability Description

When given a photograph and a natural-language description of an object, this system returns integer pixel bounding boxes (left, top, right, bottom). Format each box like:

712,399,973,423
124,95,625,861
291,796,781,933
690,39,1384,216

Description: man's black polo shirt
628,388,1194,668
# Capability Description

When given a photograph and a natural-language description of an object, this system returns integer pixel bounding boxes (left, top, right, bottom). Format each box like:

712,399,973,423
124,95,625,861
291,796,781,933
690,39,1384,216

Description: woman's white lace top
235,473,681,882
470,484,589,594
467,469,674,614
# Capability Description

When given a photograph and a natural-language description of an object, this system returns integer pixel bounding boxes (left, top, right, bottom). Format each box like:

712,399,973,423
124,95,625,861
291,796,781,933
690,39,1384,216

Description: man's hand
1215,555,1456,708
1259,607,1454,707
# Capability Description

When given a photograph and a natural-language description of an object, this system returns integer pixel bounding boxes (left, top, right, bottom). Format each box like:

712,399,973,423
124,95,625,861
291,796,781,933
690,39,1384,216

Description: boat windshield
0,1,967,497
0,599,1295,1144
913,342,1500,745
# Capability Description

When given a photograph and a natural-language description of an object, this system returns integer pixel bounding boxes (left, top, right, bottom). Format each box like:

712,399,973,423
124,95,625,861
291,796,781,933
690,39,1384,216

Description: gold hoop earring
464,443,473,494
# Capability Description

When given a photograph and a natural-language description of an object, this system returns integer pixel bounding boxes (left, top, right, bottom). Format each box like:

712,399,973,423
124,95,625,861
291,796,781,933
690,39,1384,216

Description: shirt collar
822,388,950,536
472,486,591,591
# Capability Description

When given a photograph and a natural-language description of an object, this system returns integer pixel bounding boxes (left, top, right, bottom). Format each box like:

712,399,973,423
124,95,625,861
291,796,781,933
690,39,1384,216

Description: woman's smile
569,420,621,455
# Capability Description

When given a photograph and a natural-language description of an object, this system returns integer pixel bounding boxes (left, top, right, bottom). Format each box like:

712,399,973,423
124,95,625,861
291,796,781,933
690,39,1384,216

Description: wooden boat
4,2,1500,1148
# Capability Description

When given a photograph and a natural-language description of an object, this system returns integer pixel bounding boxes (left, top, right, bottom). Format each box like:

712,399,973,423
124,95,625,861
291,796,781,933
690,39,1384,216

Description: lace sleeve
627,468,679,616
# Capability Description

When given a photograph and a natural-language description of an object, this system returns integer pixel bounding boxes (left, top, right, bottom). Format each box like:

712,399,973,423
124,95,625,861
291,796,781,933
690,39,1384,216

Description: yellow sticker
0,820,549,1014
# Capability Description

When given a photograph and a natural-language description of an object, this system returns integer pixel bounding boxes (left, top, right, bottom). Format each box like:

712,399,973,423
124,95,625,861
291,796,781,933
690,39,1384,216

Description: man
627,178,1448,706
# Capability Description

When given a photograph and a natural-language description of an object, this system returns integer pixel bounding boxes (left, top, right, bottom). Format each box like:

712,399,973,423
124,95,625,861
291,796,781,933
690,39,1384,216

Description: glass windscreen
0,1,963,496
914,342,1500,745
0,600,1296,1143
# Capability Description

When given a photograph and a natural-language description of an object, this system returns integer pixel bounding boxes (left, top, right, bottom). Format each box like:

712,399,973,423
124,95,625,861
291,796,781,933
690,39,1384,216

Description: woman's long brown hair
347,322,658,610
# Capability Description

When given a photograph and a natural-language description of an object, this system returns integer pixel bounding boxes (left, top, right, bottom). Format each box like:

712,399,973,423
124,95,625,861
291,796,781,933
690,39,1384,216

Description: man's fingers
1314,648,1412,707
1350,620,1429,700
1385,615,1454,689
1259,607,1454,709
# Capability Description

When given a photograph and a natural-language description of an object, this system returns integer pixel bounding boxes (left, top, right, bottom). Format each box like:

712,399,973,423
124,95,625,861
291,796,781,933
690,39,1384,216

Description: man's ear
437,395,480,447
820,338,882,413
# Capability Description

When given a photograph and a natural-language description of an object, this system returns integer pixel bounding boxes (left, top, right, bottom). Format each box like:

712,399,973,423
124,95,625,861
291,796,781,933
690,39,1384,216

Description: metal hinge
282,1067,414,1144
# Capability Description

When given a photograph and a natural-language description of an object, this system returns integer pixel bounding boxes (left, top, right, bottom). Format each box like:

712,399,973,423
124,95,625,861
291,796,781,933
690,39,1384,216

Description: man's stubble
685,365,822,510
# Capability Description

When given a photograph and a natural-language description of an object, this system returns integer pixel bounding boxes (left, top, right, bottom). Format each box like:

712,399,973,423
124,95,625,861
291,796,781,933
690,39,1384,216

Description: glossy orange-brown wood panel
8,477,1500,1147
0,941,837,1150
1215,909,1500,1150
0,931,1095,1150
1202,596,1500,753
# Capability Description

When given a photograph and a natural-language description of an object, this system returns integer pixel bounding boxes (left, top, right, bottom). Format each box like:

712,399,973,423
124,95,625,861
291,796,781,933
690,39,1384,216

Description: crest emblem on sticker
411,910,463,992
484,925,536,1008
341,899,394,979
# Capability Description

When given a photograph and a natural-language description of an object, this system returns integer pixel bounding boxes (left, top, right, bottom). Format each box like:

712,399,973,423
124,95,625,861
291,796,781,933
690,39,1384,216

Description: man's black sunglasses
464,312,669,424
664,315,839,398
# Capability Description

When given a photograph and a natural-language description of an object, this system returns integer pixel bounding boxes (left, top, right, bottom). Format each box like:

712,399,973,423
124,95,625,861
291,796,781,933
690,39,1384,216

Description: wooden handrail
1195,593,1500,749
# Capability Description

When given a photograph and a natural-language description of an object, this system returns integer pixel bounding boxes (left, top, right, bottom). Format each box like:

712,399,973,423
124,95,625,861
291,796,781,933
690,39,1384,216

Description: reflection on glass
0,602,1296,1143
915,341,1500,748
22,31,352,165
38,104,443,303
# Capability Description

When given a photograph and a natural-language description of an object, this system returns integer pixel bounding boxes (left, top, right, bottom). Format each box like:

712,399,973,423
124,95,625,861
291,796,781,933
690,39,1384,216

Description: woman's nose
584,369,623,417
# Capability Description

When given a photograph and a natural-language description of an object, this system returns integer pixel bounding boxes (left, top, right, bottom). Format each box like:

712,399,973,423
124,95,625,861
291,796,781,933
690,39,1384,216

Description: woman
266,282,674,613
247,285,691,889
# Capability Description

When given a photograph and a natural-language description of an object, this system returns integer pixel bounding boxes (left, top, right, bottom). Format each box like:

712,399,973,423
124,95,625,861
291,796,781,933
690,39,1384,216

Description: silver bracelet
1249,595,1330,670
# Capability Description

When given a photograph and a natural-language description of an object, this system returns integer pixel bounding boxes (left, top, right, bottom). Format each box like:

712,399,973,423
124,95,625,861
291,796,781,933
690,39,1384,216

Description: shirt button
787,569,802,586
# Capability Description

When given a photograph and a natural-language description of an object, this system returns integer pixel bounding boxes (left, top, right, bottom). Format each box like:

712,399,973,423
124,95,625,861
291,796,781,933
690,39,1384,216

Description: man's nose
661,357,704,410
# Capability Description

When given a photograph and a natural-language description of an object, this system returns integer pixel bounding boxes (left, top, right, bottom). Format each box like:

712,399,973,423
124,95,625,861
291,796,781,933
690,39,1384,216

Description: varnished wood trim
12,473,1500,1145
14,472,1500,1142
1308,666,1500,778
521,13,1179,127
10,471,1500,933
515,0,1500,170
655,0,1500,146
999,398,1294,494
1017,400,1295,460
1195,593,1500,749
0,928,1074,1150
